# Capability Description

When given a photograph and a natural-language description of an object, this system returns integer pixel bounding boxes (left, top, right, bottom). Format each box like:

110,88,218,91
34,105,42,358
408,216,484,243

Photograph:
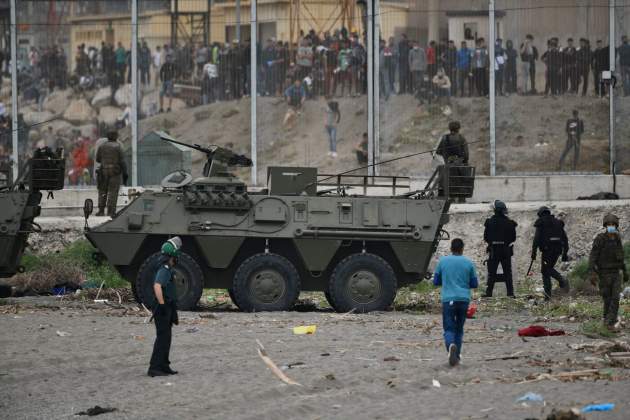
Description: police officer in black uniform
532,207,570,300
482,200,517,298
148,237,182,377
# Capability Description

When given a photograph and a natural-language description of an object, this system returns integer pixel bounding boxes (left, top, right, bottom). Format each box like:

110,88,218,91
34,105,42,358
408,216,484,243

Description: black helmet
493,199,508,214
448,121,461,132
537,206,551,217
603,213,619,227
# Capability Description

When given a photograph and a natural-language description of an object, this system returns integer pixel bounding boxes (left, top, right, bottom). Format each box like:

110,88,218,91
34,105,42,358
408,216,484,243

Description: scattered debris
466,302,477,319
76,406,117,416
320,353,330,357
133,335,145,341
518,325,566,337
55,330,71,337
185,327,200,333
199,313,217,319
292,325,317,335
518,369,605,384
484,351,528,361
256,339,301,386
383,356,400,362
581,403,615,413
516,392,544,404
280,362,306,370
432,378,441,388
325,373,336,381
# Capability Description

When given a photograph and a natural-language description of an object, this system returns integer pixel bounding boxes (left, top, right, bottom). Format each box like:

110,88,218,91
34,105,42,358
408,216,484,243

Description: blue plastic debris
581,403,615,413
516,392,544,403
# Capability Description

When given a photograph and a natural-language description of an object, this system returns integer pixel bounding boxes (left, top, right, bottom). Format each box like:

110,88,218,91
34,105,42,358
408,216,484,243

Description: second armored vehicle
86,132,475,312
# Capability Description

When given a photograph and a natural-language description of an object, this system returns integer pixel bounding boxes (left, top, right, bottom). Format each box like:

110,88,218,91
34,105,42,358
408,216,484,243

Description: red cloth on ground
518,325,566,337
466,302,477,319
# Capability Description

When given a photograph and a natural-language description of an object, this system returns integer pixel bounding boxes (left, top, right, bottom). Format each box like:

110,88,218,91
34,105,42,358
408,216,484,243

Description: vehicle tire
135,251,203,311
323,289,337,311
328,253,397,313
232,253,300,312
227,288,237,305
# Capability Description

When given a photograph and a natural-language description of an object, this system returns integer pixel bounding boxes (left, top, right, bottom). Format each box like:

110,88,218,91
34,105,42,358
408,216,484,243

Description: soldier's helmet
603,213,619,227
161,236,182,257
448,121,461,132
493,199,508,214
537,206,551,217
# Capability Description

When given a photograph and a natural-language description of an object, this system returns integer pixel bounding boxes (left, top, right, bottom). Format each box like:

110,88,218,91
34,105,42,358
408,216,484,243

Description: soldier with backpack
531,206,570,300
436,121,469,164
588,214,628,330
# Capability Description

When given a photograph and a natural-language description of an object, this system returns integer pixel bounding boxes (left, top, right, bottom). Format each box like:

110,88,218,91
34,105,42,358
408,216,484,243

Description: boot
95,208,105,217
147,369,169,377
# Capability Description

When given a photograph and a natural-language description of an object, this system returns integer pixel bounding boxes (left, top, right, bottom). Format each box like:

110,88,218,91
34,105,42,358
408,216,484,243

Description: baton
526,259,535,277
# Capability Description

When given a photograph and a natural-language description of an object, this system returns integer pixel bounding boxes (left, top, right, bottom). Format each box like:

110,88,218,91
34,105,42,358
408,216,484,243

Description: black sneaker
147,369,169,377
448,344,459,367
164,367,178,375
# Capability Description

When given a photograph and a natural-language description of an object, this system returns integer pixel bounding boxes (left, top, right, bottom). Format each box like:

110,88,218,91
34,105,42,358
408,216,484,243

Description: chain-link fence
3,0,627,188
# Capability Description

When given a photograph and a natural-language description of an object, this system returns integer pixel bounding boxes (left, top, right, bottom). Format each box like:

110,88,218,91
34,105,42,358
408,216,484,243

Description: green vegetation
580,320,617,338
566,242,630,295
19,240,127,289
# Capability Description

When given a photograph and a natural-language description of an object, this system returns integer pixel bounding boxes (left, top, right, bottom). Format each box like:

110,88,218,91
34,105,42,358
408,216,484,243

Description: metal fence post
609,0,616,175
131,0,139,186
489,0,496,176
10,0,17,181
374,0,380,175
251,0,257,185
367,0,374,177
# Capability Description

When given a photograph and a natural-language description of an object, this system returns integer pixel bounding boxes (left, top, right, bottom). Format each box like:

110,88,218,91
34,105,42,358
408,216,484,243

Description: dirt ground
125,93,626,184
1,298,629,420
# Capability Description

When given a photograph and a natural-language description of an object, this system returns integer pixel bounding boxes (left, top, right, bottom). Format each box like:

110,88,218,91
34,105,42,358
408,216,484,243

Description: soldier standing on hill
95,131,128,217
588,214,628,330
531,206,570,301
482,200,517,298
436,121,468,164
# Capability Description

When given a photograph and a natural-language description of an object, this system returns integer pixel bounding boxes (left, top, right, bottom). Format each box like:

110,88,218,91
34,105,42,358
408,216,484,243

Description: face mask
606,226,617,234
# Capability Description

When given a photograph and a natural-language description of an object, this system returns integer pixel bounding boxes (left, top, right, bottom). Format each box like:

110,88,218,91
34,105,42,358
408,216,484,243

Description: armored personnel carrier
0,148,65,294
85,132,475,312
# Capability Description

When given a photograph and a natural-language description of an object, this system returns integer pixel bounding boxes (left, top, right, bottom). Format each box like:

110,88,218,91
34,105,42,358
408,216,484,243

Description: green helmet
603,213,619,227
161,236,182,257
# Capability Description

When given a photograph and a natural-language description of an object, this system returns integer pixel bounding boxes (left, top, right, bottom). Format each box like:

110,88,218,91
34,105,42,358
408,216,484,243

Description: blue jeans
325,126,337,152
442,301,469,357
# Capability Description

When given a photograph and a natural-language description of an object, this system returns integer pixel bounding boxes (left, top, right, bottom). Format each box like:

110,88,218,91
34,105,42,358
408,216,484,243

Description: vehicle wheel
135,251,203,311
232,253,300,312
227,288,237,305
328,253,397,313
323,289,337,311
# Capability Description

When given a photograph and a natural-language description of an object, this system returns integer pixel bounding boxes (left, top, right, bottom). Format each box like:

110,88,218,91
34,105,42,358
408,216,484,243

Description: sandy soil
126,93,627,184
0,300,628,420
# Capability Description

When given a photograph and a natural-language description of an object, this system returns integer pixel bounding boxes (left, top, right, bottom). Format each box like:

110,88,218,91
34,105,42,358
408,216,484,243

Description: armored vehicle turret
0,148,65,284
85,132,475,312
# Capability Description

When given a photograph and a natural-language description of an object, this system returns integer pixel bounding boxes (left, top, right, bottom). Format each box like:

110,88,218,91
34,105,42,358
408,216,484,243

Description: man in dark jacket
532,206,570,300
592,40,610,96
558,110,584,171
576,38,592,96
482,200,517,298
398,34,411,94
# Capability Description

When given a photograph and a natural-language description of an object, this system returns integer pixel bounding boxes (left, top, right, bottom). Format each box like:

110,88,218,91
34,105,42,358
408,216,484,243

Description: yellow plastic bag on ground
293,325,317,335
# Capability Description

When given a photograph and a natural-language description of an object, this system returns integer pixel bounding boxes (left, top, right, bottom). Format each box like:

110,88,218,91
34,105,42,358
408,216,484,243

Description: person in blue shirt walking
433,238,478,366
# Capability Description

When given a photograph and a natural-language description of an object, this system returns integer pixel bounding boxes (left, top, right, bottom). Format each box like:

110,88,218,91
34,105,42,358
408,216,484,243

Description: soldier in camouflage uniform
588,213,628,329
436,121,469,165
95,131,128,217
